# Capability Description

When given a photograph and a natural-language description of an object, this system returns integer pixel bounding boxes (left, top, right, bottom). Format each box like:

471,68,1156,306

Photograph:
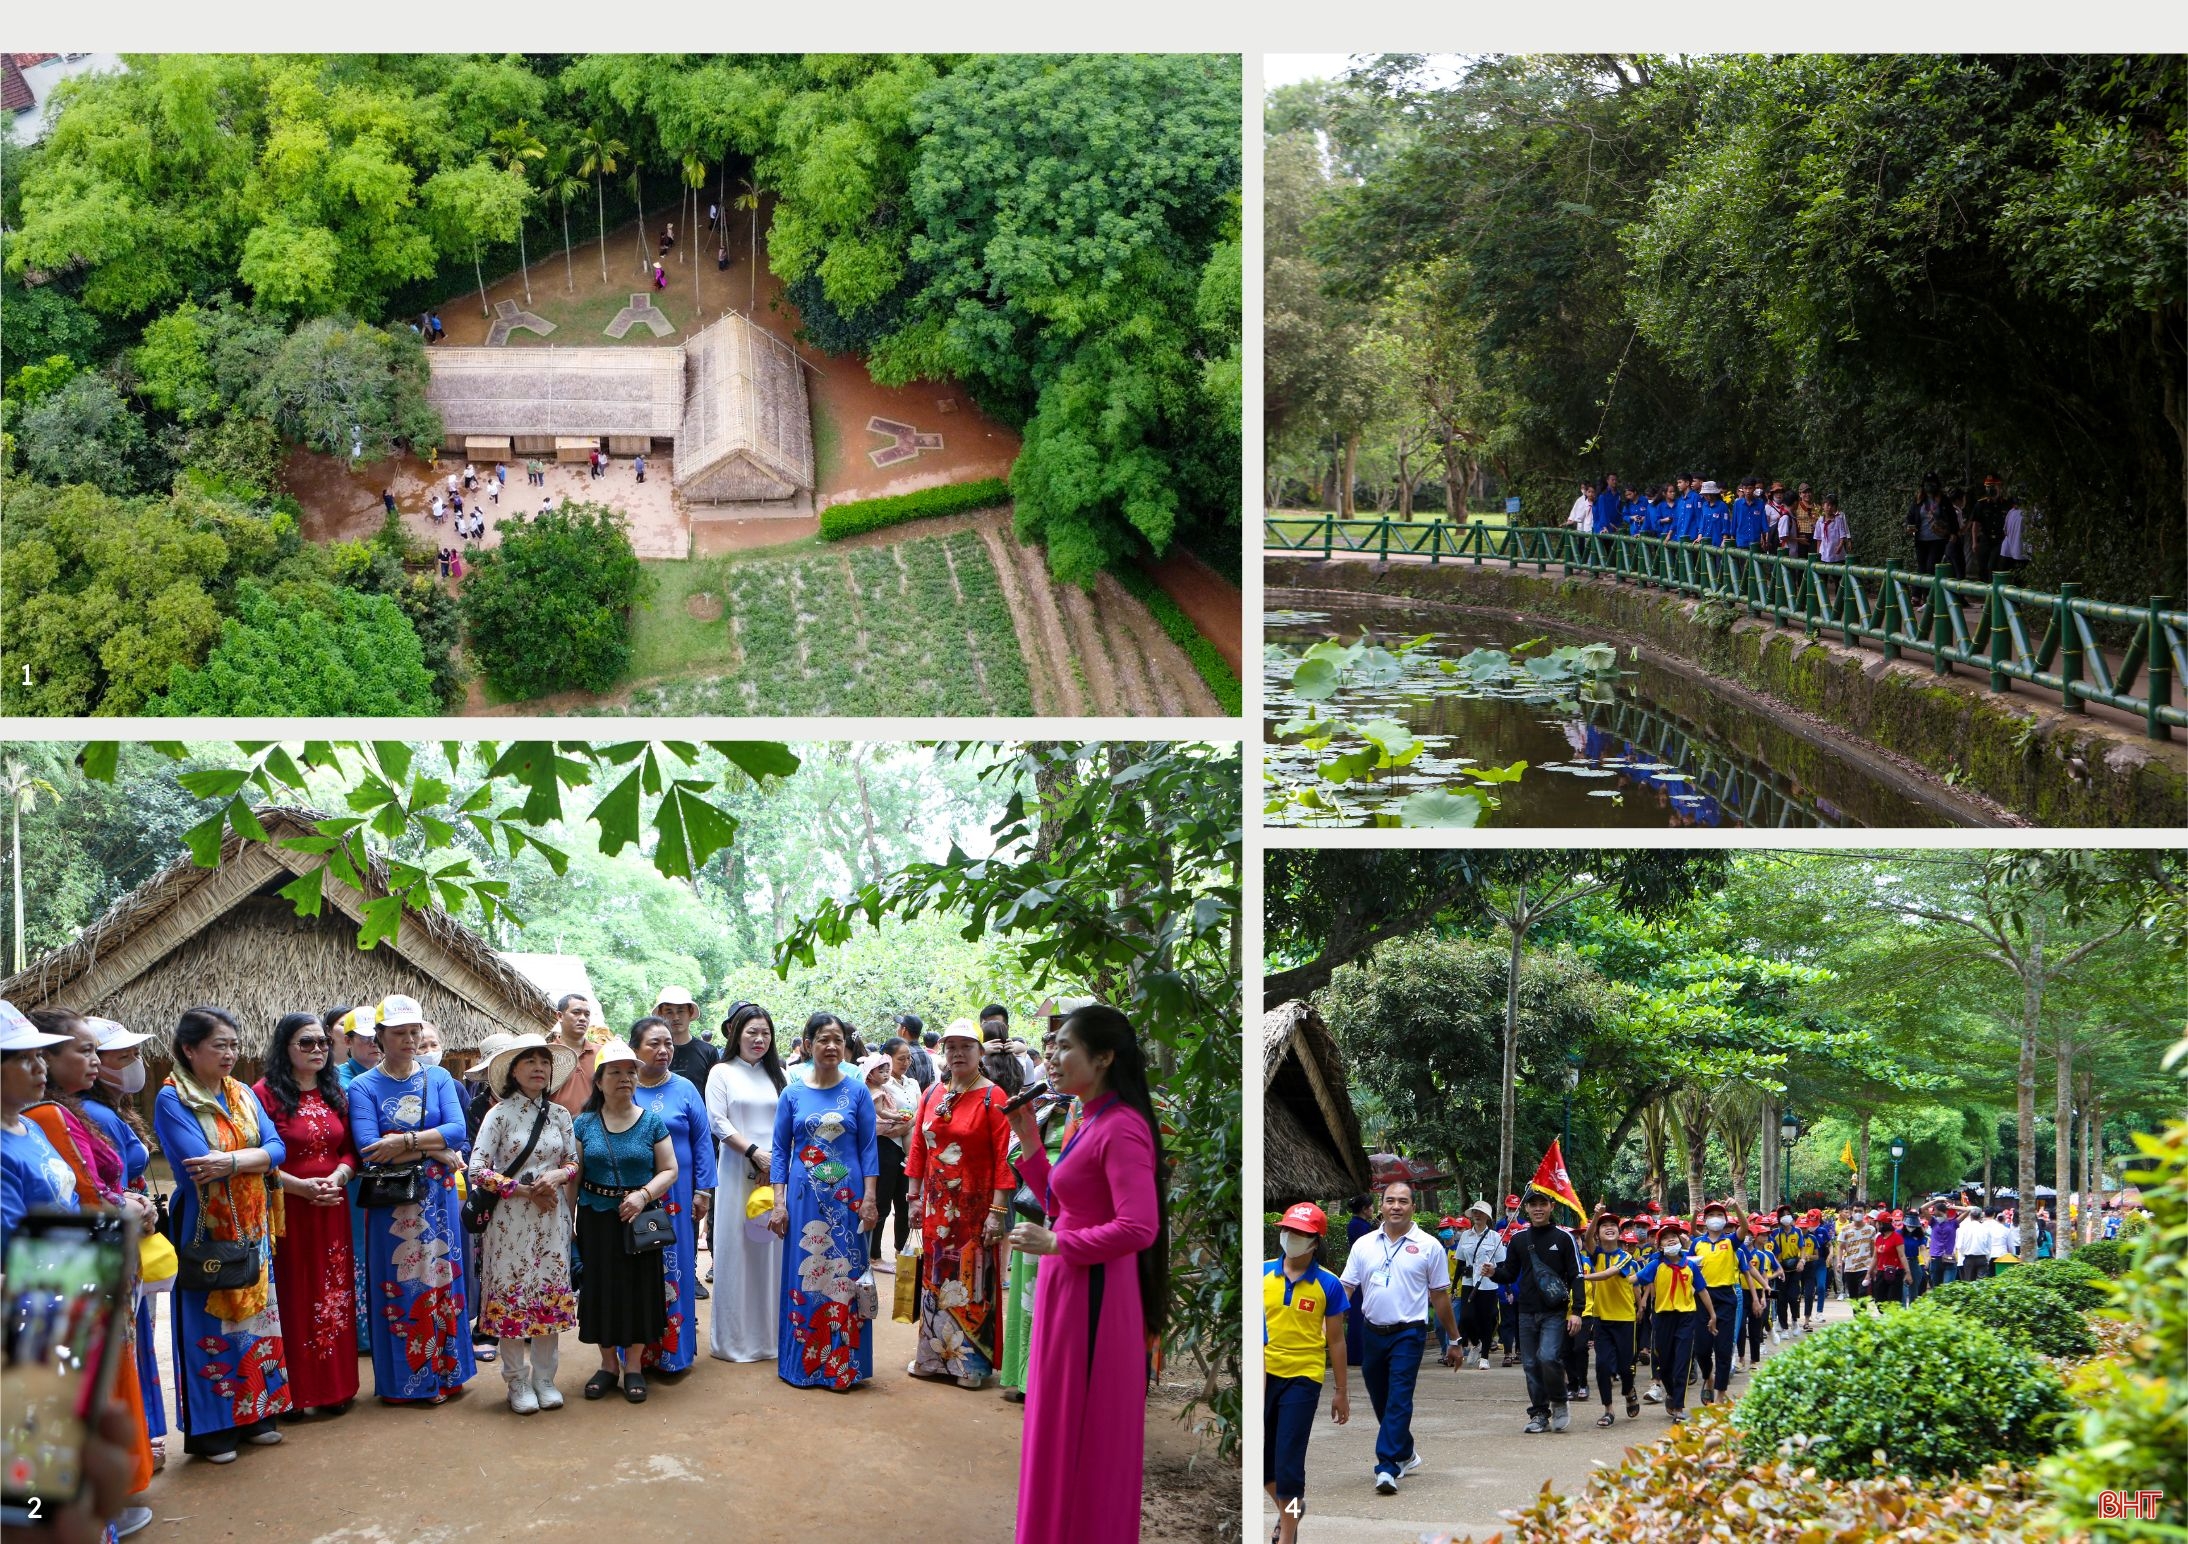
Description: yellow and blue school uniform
1264,1259,1348,1500
1584,1248,1638,1321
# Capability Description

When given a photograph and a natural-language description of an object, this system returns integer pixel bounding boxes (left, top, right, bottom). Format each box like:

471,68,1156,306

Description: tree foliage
153,580,438,716
458,503,648,700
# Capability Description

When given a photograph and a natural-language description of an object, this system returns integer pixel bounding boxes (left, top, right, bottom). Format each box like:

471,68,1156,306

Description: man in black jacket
1492,1187,1585,1433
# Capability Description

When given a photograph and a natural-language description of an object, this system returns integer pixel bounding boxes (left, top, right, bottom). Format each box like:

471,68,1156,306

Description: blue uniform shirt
1731,496,1769,548
1593,487,1624,534
1647,498,1674,536
1699,496,1731,545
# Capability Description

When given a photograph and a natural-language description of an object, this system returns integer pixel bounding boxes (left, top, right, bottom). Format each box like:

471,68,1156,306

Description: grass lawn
625,530,1033,715
487,283,696,346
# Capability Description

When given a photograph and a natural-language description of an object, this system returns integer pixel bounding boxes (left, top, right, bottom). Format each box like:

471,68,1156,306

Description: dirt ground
426,204,1019,512
1144,548,1243,676
136,1239,1231,1541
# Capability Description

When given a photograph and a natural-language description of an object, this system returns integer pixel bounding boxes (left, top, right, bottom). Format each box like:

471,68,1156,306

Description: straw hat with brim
0,1000,71,1053
86,1017,153,1053
485,1034,578,1098
653,986,696,1009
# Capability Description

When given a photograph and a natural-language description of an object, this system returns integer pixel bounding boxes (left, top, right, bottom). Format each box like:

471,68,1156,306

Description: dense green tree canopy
457,502,648,700
153,580,438,716
1276,53,2185,599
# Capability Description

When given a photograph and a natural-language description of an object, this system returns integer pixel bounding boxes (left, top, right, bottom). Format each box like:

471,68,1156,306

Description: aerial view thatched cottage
422,313,815,506
1262,999,1373,1209
0,807,555,1084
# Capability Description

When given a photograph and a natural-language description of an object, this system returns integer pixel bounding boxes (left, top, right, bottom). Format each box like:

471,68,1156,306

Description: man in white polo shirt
1339,1181,1461,1495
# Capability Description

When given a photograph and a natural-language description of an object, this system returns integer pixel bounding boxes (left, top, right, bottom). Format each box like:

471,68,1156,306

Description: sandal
1596,1411,1616,1427
1627,1392,1641,1418
584,1370,618,1401
621,1372,647,1403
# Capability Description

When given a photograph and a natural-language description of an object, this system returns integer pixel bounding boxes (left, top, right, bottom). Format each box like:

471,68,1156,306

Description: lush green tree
0,279,108,381
251,316,440,460
8,372,154,494
153,580,436,716
459,503,648,699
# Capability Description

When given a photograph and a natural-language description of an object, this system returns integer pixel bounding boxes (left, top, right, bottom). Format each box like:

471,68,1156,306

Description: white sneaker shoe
1476,1355,1490,1370
1642,1383,1664,1404
1399,1453,1424,1478
508,1380,539,1415
246,1430,283,1446
533,1375,564,1411
1374,1469,1398,1496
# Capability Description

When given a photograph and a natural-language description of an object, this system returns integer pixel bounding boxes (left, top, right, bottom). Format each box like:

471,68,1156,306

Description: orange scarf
165,1071,282,1323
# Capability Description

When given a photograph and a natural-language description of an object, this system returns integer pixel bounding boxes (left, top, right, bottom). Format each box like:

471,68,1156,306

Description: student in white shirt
1566,483,1596,535
1815,496,1851,564
1339,1182,1461,1495
1448,1200,1507,1369
1997,503,2028,575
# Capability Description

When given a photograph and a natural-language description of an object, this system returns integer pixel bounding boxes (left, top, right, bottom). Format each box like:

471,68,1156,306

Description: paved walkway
1262,1295,1858,1542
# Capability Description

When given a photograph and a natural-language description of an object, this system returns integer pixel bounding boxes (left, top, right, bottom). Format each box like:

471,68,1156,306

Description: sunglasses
294,1037,332,1051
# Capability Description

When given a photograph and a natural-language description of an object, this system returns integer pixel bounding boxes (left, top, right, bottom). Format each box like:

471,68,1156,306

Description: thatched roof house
1263,999,1373,1208
0,807,555,1066
425,347,685,451
420,314,814,502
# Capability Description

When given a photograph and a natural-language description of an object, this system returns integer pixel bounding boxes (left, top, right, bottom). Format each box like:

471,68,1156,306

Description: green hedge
2067,1237,2129,1277
1112,564,1242,716
1738,1308,2071,1479
816,478,1012,541
1918,1275,2097,1358
2014,1256,2113,1311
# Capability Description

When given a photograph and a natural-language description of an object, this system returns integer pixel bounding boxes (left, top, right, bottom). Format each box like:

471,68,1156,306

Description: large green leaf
1396,789,1484,828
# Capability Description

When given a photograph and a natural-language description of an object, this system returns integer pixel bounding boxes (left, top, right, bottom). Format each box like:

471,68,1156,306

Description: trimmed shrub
1111,563,1242,715
2041,1121,2188,1542
816,478,1011,541
1918,1274,2097,1358
2067,1237,2129,1277
1737,1307,2071,1479
458,503,647,699
2014,1255,2113,1311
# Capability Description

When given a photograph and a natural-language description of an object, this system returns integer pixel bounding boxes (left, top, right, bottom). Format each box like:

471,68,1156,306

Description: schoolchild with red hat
1264,1203,1350,1542
1631,1219,1716,1423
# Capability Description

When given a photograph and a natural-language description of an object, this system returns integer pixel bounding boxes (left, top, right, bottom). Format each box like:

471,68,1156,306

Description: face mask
115,1060,147,1095
1279,1230,1316,1260
1438,1230,1455,1245
1663,1242,1685,1259
1705,1217,1726,1233
417,1049,443,1069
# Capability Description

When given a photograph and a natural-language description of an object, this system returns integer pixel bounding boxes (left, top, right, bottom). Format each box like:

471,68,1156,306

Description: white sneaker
533,1375,564,1411
246,1430,283,1446
1374,1469,1398,1495
508,1380,539,1415
205,1450,238,1464
115,1506,154,1538
1477,1355,1490,1370
1770,1329,1782,1344
1399,1453,1424,1478
1642,1383,1663,1404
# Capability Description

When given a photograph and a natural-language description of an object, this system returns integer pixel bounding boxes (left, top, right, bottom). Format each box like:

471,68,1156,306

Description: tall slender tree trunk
596,173,609,281
748,194,758,315
1496,918,1525,1211
2016,915,2046,1260
10,796,24,975
473,241,489,316
1857,1111,1872,1206
634,173,649,278
1341,432,1360,518
2053,1017,2075,1257
562,197,575,292
1759,1095,1777,1214
516,215,531,306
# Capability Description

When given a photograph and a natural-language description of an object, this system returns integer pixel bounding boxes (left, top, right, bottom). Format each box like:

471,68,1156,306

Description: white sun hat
85,1017,153,1052
0,1001,70,1052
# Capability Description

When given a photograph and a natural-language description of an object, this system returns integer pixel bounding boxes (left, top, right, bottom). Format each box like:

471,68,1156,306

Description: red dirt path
1144,547,1242,675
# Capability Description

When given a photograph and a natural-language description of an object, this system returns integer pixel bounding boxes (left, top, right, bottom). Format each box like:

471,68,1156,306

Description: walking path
1261,1295,1857,1542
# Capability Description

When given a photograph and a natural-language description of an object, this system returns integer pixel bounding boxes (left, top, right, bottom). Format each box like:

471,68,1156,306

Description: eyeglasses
293,1037,331,1051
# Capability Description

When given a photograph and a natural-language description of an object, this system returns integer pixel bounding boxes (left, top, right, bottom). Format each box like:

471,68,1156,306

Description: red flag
1528,1139,1587,1222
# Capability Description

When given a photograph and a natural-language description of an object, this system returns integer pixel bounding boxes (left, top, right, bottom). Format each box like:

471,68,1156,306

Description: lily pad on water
1395,789,1484,828
1291,657,1339,701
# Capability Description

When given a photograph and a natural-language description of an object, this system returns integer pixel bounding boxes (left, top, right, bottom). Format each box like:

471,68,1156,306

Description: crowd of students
1561,470,2032,580
1263,1178,2085,1538
3,993,1169,1544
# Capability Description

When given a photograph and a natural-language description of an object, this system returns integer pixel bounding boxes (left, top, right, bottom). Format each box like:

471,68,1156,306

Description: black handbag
464,1099,550,1235
358,1163,424,1209
581,1119,672,1255
1523,1229,1572,1310
177,1181,257,1293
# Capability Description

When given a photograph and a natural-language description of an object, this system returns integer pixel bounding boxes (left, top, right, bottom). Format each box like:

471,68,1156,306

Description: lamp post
1889,1139,1906,1210
1562,1052,1582,1154
1779,1105,1801,1207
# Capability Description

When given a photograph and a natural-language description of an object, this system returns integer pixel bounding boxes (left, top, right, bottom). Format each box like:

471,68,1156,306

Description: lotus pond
1263,602,1985,828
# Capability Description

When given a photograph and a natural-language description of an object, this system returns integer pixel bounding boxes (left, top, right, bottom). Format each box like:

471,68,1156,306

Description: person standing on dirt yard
634,454,646,484
382,488,397,518
1491,1186,1584,1435
1265,1203,1349,1544
1338,1180,1459,1497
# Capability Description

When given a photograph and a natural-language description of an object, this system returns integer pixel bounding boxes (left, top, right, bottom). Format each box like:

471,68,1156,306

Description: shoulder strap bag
1523,1228,1571,1310
604,1113,673,1255
463,1098,550,1235
177,1179,257,1293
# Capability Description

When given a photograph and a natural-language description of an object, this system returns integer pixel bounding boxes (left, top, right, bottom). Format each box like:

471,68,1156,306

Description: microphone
1000,1081,1051,1115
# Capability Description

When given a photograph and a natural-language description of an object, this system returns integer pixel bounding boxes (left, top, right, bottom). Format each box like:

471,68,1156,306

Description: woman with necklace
151,1005,296,1460
767,1014,878,1391
573,1038,675,1402
705,1003,786,1363
1005,1005,1168,1544
905,1020,1016,1389
627,1016,715,1374
347,994,475,1406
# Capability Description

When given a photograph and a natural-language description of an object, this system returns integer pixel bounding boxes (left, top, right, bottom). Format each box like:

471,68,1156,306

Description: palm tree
489,121,547,306
575,125,626,284
733,177,764,316
4,754,57,974
544,144,586,294
680,153,707,320
628,168,650,280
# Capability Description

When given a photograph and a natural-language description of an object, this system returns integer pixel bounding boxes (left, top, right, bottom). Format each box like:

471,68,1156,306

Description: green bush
2014,1256,2113,1311
2067,1237,2129,1277
458,503,648,699
154,581,437,716
1738,1308,2071,1480
2041,1121,2188,1542
816,478,1011,541
1111,563,1242,715
1918,1274,2097,1358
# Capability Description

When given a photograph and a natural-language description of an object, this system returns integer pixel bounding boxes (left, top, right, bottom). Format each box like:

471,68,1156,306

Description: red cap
1702,1199,1728,1217
1278,1203,1328,1237
1802,1209,1822,1225
1439,1216,1461,1230
1746,1218,1769,1234
1656,1219,1689,1238
1504,1195,1521,1208
1643,1201,1661,1214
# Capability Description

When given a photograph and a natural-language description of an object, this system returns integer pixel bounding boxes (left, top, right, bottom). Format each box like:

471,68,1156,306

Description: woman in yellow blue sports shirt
1574,1212,1640,1425
1632,1220,1716,1424
1263,1203,1350,1544
1690,1200,1745,1407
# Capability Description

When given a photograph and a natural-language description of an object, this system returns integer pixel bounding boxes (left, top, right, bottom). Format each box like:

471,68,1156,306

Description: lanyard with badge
1371,1229,1404,1292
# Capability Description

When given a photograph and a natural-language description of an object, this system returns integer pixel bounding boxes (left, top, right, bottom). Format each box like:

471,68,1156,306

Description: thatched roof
1,808,555,1059
1263,1000,1373,1208
675,314,815,500
425,346,685,440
